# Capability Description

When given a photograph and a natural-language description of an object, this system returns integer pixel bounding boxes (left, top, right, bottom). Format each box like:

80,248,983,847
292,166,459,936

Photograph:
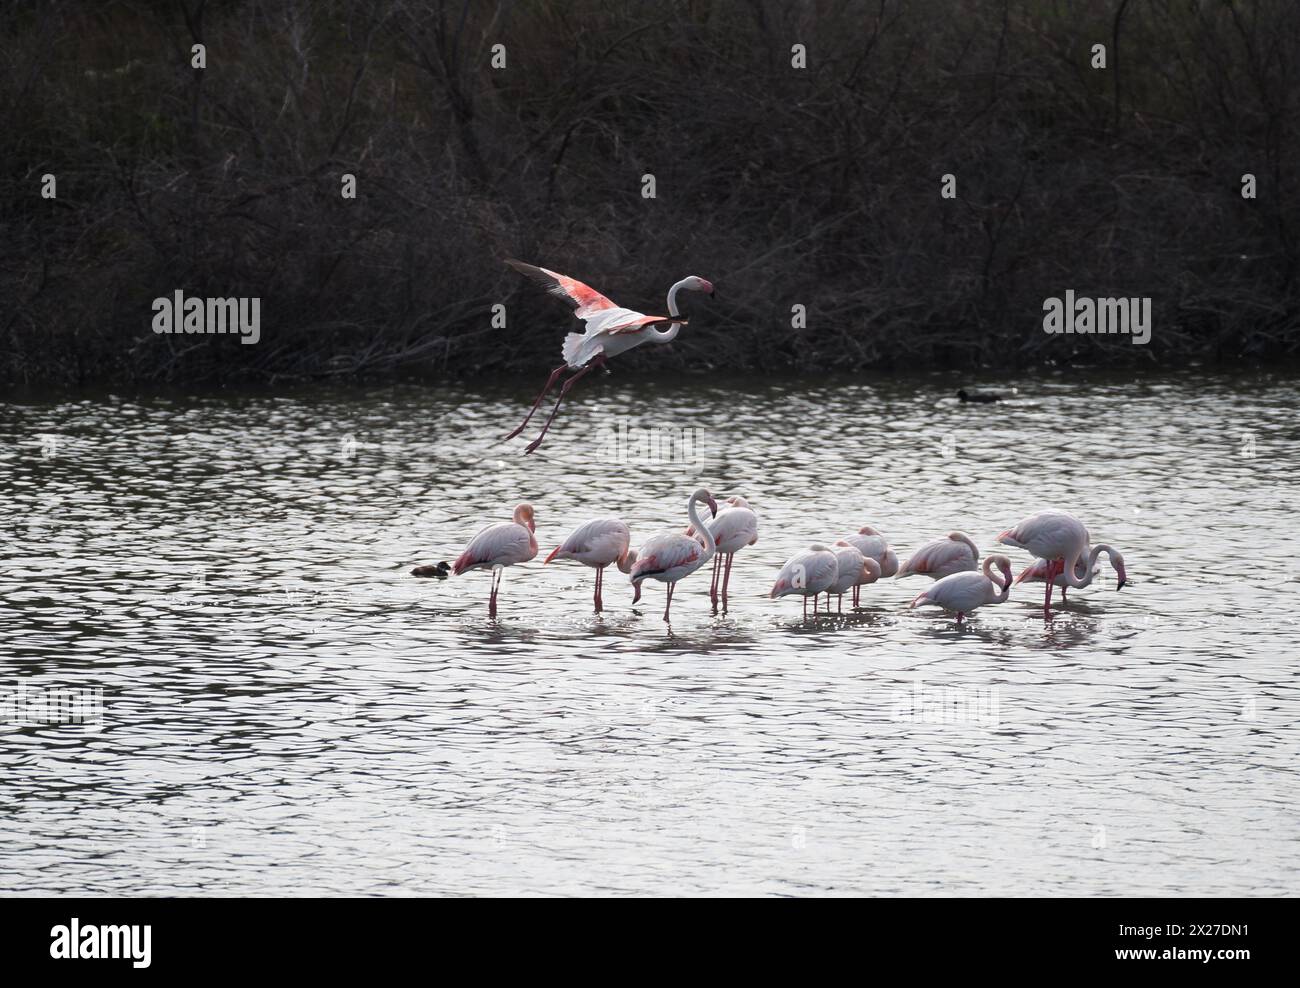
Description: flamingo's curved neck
667,279,691,319
687,495,716,560
1058,544,1094,588
984,556,1012,599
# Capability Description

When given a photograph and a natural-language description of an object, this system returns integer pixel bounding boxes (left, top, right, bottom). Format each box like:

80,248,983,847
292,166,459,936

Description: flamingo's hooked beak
631,583,642,605
707,495,718,518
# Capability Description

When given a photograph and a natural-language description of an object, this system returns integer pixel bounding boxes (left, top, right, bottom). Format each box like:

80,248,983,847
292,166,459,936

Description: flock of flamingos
429,261,1128,622
440,493,1128,623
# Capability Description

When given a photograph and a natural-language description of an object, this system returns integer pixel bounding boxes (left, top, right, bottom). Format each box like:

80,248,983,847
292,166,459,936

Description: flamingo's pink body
502,260,714,453
837,525,899,605
827,545,882,613
452,503,538,617
910,555,1013,624
545,517,634,612
770,545,839,619
629,488,719,621
997,510,1125,614
895,532,980,580
688,495,759,610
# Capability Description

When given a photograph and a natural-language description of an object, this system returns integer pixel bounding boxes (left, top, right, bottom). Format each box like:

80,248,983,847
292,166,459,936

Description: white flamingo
770,545,839,618
452,503,538,617
502,260,715,453
909,554,1013,624
827,544,882,613
837,525,899,605
895,532,980,580
544,518,635,612
1015,545,1128,603
629,488,719,621
996,510,1126,614
688,494,759,610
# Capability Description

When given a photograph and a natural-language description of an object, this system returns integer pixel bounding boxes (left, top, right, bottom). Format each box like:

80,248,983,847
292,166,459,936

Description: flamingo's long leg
524,359,600,454
663,582,674,622
709,554,721,607
489,567,502,618
502,363,568,441
594,566,603,612
722,553,734,610
1043,560,1059,614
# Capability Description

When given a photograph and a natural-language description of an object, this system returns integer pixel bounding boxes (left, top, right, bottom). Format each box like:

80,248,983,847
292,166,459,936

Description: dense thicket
2,0,1298,386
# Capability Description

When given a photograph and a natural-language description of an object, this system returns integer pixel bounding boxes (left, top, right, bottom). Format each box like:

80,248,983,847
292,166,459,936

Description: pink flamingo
770,545,839,619
895,532,980,580
837,525,899,605
827,544,882,613
629,488,719,621
688,495,759,610
1014,545,1128,603
502,260,715,453
909,555,1013,624
544,517,635,612
996,510,1127,615
452,503,537,617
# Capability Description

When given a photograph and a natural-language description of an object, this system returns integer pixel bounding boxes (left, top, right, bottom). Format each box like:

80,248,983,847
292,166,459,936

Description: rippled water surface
2,370,1298,896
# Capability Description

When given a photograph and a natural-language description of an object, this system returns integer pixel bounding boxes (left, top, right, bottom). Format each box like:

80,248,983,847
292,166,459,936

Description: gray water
2,370,1297,896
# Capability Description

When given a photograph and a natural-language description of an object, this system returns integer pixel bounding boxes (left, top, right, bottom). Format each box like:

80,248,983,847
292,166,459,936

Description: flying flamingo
827,544,882,613
837,525,899,605
895,532,980,580
909,555,1013,624
502,260,715,453
544,517,635,612
1015,545,1128,603
996,510,1126,615
770,545,838,618
688,494,759,610
629,488,719,621
452,503,537,617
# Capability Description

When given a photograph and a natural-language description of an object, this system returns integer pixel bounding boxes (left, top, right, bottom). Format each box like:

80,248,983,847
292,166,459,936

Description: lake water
2,369,1297,896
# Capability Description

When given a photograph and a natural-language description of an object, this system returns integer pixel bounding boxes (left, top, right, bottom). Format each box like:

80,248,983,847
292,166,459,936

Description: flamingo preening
452,503,538,617
629,488,719,621
1014,545,1128,604
895,532,980,581
836,525,899,605
770,545,839,618
688,494,759,610
544,517,635,612
502,260,715,453
996,510,1127,615
827,544,882,613
909,555,1013,624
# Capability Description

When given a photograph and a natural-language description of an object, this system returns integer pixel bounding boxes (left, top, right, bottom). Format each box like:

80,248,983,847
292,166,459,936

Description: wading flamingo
909,555,1013,624
1015,545,1128,603
452,503,537,617
770,545,838,619
629,488,719,621
895,532,980,580
827,544,882,613
688,495,759,610
996,510,1126,615
837,525,899,605
502,260,714,453
544,517,635,612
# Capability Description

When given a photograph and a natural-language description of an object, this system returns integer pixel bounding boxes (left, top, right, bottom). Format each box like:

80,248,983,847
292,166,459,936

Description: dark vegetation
2,0,1298,387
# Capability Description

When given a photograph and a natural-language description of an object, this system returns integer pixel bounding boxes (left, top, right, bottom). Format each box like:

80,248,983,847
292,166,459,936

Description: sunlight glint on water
1,370,1297,895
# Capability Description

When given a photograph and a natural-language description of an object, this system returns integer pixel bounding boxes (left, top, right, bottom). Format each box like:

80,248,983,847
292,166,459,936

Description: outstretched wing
505,259,620,319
